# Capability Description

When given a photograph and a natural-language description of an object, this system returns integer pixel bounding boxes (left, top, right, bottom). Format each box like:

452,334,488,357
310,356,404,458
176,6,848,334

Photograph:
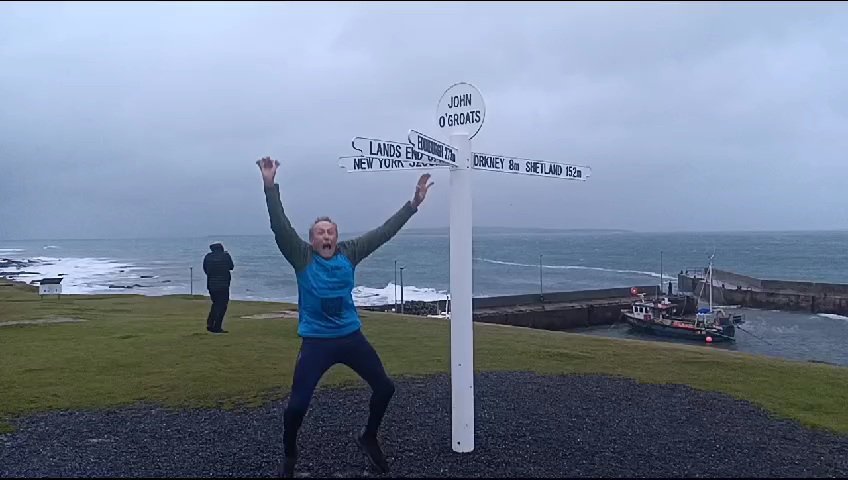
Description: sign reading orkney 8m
473,153,592,180
437,82,486,139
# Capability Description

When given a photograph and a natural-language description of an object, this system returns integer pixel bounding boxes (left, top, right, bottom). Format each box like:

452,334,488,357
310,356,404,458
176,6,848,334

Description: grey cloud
2,2,847,239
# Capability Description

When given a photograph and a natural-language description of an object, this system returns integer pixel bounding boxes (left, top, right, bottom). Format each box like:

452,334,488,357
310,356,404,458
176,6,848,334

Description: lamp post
394,260,398,312
399,266,405,314
539,254,544,303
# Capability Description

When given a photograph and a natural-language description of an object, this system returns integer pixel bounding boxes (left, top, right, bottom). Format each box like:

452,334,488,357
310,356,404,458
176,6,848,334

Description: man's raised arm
340,173,434,266
259,157,311,272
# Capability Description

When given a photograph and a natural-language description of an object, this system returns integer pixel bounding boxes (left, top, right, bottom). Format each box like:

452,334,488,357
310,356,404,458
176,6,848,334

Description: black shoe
276,456,297,478
355,429,389,474
211,329,229,334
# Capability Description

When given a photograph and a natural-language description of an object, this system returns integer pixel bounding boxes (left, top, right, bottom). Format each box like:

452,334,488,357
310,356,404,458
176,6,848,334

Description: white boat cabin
629,295,677,322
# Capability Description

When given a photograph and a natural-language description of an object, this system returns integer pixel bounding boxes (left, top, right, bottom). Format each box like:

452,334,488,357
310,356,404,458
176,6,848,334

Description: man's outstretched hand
257,156,280,188
412,173,434,208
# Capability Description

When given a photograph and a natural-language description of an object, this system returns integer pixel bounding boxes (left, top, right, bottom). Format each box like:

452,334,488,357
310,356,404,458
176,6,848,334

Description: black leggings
283,330,395,457
206,289,229,331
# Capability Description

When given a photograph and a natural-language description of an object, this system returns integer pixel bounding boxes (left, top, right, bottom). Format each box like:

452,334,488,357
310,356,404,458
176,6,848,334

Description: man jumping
257,156,434,478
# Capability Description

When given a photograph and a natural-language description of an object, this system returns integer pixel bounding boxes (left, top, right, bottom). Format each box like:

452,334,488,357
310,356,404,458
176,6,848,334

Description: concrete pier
472,286,696,331
364,285,698,331
678,270,848,316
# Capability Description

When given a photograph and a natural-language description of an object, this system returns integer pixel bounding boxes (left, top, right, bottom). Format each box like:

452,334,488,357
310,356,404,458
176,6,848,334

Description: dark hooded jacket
203,243,234,291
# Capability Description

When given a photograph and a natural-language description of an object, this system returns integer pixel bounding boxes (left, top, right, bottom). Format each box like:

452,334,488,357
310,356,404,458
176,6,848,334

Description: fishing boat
622,255,742,343
622,294,736,343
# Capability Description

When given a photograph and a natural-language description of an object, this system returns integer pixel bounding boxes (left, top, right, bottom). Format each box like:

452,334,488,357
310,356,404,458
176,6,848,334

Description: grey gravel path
1,372,846,478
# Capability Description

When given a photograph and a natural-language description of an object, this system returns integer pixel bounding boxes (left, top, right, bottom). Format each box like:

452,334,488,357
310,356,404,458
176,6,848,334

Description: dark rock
400,301,438,316
362,300,442,316
106,284,147,289
0,259,31,269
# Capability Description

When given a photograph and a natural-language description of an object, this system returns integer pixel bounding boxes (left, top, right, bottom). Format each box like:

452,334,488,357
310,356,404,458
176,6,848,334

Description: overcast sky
1,2,847,240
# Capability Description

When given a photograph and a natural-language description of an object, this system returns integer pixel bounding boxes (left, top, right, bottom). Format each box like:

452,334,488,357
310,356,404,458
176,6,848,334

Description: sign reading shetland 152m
473,153,591,180
340,82,592,455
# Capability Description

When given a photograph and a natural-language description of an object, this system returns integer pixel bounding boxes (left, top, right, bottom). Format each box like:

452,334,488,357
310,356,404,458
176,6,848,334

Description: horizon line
3,227,848,242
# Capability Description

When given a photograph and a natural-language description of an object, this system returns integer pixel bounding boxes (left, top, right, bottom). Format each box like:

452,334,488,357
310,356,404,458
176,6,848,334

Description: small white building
39,277,63,298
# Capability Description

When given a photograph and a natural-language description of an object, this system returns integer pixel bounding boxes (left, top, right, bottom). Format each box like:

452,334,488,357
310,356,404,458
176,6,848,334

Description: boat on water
622,294,737,343
622,253,744,344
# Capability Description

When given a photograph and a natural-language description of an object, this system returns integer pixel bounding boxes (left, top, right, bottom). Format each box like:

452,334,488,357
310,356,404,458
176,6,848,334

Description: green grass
1,282,847,436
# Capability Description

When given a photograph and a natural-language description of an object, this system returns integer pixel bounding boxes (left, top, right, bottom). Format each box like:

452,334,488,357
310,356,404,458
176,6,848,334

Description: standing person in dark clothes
203,242,234,333
257,156,434,478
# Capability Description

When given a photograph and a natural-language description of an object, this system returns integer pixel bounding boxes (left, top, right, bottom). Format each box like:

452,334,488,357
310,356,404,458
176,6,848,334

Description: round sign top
436,82,486,140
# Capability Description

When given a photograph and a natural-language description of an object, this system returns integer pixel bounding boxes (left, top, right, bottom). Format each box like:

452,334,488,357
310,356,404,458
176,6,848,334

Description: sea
2,229,848,366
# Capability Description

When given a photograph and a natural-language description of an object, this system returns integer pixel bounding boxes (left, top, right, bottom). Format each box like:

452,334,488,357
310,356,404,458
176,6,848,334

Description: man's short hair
309,216,337,239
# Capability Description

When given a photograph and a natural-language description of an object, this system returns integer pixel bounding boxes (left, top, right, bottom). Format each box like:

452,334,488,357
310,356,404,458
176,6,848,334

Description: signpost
341,81,591,454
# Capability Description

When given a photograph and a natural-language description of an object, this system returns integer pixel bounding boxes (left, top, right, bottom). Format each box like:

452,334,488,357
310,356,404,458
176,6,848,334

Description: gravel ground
1,372,846,478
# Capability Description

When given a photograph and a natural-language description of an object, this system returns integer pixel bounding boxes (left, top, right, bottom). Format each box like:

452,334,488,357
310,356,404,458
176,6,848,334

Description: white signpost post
342,82,591,454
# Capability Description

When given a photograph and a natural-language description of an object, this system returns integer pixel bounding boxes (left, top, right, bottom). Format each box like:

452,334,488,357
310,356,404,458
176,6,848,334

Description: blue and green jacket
264,183,417,338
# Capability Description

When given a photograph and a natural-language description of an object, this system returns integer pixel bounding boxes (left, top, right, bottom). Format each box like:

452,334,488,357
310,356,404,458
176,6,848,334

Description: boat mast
708,253,714,312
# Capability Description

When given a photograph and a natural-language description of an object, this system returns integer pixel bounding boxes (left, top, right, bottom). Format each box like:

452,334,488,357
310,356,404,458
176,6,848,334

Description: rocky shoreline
0,257,40,275
0,258,44,285
0,257,171,291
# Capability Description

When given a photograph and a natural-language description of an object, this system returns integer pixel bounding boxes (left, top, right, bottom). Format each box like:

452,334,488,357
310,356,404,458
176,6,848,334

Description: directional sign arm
351,136,445,165
338,156,449,173
471,152,591,181
408,129,458,166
